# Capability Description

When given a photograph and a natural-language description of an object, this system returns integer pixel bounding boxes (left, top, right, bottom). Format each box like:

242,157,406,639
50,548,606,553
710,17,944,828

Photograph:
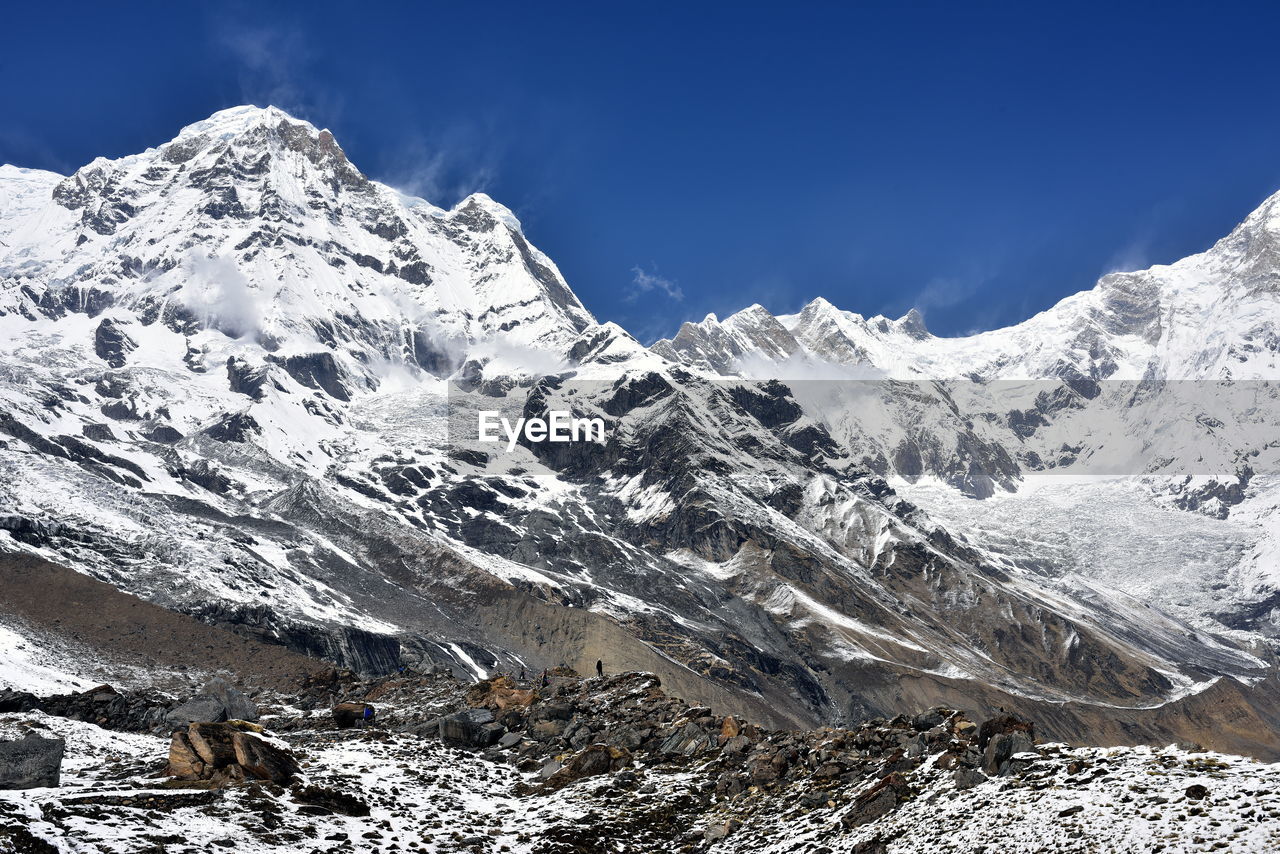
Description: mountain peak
175,104,322,140
898,307,930,339
453,192,521,231
154,104,356,180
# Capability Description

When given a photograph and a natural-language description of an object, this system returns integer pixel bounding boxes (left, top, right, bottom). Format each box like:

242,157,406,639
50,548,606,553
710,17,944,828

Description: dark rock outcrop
0,734,65,789
93,318,136,368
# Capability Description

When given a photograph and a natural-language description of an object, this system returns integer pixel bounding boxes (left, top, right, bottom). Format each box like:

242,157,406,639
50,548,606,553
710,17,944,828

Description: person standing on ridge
596,659,604,678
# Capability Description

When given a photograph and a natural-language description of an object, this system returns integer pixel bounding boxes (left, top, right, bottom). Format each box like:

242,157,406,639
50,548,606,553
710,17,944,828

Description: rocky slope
3,664,1279,853
1,106,1278,755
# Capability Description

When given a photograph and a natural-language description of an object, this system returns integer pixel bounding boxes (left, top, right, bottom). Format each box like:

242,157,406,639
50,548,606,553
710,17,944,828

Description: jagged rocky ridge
1,107,1279,753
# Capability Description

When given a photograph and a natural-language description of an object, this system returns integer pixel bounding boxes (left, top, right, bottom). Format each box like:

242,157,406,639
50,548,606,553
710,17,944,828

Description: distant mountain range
3,106,1280,754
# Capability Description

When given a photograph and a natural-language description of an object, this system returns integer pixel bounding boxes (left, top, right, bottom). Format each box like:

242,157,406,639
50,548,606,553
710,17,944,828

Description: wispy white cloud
212,21,344,121
379,120,503,207
912,275,982,314
627,265,683,302
1103,236,1152,275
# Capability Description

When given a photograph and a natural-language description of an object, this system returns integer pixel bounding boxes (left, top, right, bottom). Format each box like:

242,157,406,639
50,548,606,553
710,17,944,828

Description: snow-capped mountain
651,197,1280,641
3,106,1279,752
657,187,1280,382
0,106,593,384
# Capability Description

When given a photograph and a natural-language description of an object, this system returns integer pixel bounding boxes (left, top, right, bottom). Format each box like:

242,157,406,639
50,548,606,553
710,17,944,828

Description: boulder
0,734,65,789
166,730,206,780
984,731,1036,776
841,772,912,828
703,819,741,842
440,707,505,747
546,744,631,789
466,676,536,710
0,689,39,714
977,712,1034,751
166,696,228,726
952,768,987,790
911,710,946,731
187,722,239,768
291,784,371,817
167,722,299,786
531,719,567,740
332,702,376,729
232,730,300,784
659,721,713,756
203,677,258,722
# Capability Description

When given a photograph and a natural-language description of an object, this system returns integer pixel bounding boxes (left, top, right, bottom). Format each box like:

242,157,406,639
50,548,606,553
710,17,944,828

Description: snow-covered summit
172,104,325,140
0,105,595,386
452,191,523,231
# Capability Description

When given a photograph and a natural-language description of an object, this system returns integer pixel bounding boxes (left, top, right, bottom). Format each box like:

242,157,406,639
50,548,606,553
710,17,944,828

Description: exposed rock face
0,734,65,789
93,318,135,368
187,603,403,677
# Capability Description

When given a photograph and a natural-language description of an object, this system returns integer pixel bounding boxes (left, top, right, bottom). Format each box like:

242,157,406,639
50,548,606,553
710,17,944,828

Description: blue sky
4,1,1280,340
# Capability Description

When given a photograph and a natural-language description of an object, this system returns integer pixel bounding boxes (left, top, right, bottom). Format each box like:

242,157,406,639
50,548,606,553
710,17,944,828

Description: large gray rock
953,768,987,790
439,708,504,747
840,772,911,828
0,734,65,789
203,677,258,721
659,721,713,755
166,695,227,726
985,731,1036,776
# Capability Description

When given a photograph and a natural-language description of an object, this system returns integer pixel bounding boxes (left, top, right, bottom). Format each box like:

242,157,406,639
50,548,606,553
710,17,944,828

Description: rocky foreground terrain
2,666,1278,853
